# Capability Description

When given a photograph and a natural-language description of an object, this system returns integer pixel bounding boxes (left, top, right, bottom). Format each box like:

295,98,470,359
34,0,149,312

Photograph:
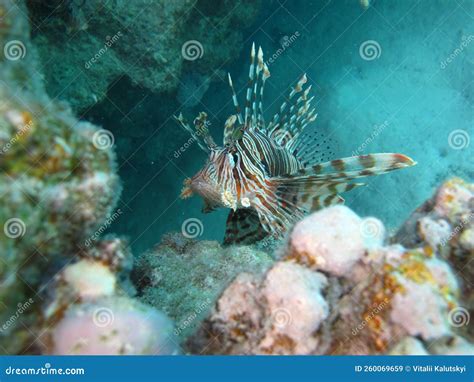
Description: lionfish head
181,145,239,210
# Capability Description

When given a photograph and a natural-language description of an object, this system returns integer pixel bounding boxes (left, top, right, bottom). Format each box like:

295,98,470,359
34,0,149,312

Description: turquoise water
84,0,473,254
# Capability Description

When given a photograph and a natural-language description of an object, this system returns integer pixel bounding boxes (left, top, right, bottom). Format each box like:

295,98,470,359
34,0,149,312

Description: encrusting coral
181,179,473,355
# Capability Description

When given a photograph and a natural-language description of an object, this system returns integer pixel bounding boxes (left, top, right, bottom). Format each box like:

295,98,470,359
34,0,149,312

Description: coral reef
393,177,473,341
0,0,172,355
182,179,473,355
40,241,177,355
132,233,274,341
28,0,262,111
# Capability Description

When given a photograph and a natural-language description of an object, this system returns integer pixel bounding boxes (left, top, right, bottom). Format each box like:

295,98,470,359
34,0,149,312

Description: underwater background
35,0,472,255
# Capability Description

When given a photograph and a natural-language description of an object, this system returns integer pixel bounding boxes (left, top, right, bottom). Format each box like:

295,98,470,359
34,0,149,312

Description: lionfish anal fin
224,208,267,245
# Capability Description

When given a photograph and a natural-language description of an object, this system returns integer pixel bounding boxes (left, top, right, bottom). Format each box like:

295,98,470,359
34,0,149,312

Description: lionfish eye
227,151,239,168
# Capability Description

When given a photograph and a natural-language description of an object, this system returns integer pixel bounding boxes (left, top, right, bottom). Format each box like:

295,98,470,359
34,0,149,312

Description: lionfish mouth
180,178,193,199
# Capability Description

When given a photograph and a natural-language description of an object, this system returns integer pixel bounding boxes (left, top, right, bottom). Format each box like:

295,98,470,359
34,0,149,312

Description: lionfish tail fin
267,73,317,152
290,153,416,180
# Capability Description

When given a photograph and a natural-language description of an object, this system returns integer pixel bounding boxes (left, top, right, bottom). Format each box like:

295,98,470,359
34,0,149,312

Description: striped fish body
175,43,416,244
187,129,302,209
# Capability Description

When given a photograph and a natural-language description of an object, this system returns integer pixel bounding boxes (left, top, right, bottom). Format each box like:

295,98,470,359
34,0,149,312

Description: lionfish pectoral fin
291,153,416,180
173,113,209,153
272,176,364,213
202,199,217,214
223,208,267,245
193,112,217,149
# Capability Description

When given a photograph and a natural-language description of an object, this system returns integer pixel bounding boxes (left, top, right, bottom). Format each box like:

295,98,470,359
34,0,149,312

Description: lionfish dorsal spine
227,73,244,125
244,42,256,127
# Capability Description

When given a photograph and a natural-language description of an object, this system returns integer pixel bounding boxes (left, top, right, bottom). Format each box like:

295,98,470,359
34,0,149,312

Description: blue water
88,0,473,254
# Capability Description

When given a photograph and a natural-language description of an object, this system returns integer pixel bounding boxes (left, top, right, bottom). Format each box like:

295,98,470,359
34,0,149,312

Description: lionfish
175,43,415,245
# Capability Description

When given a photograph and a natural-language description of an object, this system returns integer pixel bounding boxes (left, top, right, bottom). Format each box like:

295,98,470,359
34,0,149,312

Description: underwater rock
393,177,473,341
331,244,459,354
41,238,177,355
288,206,385,277
388,337,429,355
62,259,117,299
28,0,262,111
133,233,274,341
427,335,474,356
188,261,329,355
47,296,177,355
258,262,329,354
